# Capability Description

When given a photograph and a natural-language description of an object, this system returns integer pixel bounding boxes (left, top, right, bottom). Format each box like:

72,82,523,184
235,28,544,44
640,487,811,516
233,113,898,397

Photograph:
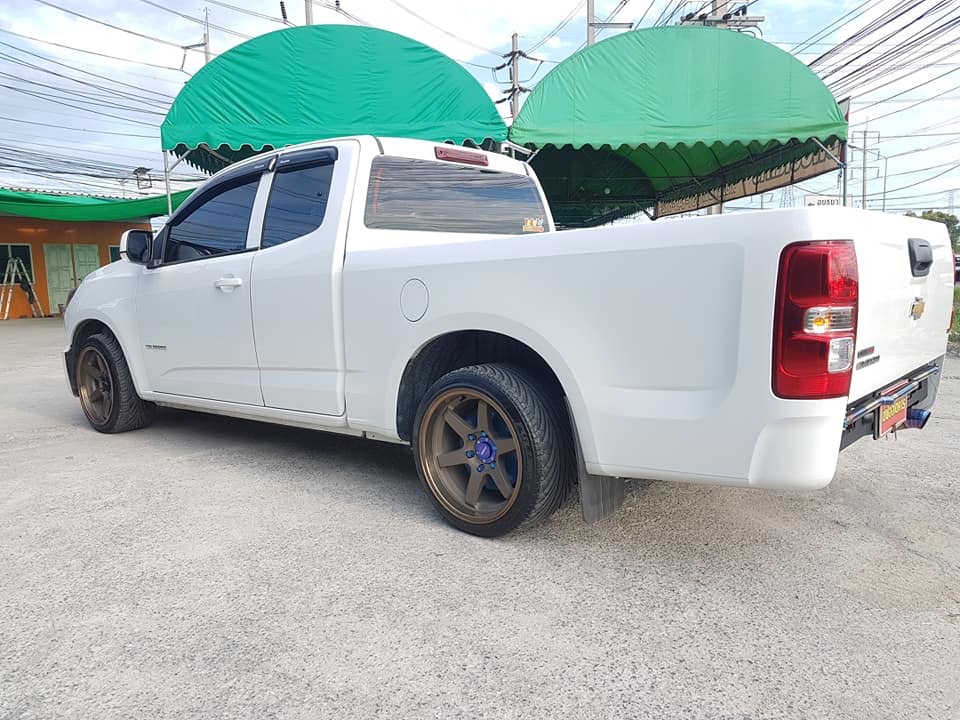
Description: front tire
76,332,156,433
412,363,574,537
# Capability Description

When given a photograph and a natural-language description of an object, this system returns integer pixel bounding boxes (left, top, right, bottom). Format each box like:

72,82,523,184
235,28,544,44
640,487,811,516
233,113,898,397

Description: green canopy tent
160,24,508,176
0,187,193,221
509,27,849,227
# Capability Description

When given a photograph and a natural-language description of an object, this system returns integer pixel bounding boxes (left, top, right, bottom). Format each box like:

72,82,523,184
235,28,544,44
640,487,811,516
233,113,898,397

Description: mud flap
565,398,625,523
579,474,626,524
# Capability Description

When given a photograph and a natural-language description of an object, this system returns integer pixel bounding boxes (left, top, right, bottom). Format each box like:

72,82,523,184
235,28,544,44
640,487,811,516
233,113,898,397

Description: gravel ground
1,318,958,720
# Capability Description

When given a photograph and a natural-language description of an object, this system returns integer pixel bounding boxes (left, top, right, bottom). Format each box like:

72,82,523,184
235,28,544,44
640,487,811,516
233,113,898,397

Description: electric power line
825,4,960,97
30,0,209,53
594,0,633,40
312,0,495,69
806,0,922,69
527,1,585,54
133,0,254,40
0,114,158,137
380,0,501,57
0,69,166,115
635,0,660,27
853,79,960,125
0,82,160,126
858,161,960,198
854,64,960,113
654,0,685,27
0,26,189,76
205,0,290,25
0,45,174,106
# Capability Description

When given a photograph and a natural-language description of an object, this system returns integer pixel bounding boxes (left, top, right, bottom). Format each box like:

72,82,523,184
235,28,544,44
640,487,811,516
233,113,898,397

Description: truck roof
218,135,529,177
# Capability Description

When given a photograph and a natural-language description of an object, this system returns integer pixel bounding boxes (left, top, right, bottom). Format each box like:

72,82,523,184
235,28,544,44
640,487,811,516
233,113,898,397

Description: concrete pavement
1,318,958,719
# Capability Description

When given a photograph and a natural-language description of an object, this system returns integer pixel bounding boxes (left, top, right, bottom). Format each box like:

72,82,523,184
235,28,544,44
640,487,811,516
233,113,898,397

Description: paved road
1,319,958,720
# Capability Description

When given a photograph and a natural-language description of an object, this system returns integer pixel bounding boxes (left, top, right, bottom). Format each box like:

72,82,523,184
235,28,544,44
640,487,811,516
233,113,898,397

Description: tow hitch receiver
843,364,939,440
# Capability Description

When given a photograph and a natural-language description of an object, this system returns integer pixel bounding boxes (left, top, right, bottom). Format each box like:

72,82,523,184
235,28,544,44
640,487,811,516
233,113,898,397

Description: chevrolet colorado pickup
63,137,955,536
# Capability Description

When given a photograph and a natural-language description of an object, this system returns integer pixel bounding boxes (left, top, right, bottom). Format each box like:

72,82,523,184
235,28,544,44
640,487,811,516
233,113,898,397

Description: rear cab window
261,163,334,248
364,156,548,235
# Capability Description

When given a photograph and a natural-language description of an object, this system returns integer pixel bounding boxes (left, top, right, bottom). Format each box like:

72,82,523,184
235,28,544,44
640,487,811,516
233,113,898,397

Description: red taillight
773,241,859,399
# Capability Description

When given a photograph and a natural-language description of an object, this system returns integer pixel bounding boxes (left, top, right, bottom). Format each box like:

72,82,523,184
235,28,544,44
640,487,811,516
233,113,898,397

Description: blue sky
0,0,957,215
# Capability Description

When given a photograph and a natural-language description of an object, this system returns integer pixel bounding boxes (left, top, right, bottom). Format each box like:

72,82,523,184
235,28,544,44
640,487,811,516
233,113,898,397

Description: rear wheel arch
395,330,573,444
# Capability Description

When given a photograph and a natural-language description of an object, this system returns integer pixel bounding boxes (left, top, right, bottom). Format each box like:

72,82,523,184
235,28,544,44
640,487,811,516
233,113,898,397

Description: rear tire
412,363,574,537
76,332,157,433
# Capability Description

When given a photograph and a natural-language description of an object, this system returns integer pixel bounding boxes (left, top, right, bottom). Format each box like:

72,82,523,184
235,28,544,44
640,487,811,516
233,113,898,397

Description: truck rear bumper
841,356,943,449
583,356,944,491
586,410,841,490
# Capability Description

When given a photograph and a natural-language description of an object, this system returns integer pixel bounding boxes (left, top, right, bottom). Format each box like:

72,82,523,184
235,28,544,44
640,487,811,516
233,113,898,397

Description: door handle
213,276,243,292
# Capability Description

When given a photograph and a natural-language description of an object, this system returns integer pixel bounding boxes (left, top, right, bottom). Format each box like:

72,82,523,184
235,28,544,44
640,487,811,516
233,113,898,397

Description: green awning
161,25,507,174
0,188,193,221
509,27,848,226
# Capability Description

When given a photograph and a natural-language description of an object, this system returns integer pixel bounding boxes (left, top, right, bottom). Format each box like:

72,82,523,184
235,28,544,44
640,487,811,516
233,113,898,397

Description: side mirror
120,229,153,265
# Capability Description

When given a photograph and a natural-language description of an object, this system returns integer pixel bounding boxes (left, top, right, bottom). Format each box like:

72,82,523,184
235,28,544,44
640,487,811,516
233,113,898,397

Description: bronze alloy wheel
418,388,523,524
77,346,114,426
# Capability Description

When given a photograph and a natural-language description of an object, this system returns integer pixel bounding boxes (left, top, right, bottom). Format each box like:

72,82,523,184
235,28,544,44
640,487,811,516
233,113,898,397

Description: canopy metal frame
162,148,193,216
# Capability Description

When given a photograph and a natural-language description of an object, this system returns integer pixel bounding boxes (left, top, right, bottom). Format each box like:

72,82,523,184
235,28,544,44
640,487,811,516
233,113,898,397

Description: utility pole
861,125,868,210
587,0,596,46
203,6,211,63
842,150,849,206
881,155,888,212
586,0,632,44
498,35,536,120
178,12,211,71
304,0,313,25
509,33,520,118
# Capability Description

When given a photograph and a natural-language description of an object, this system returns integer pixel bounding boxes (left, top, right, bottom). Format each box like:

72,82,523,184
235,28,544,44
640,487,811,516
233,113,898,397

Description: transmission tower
780,185,795,208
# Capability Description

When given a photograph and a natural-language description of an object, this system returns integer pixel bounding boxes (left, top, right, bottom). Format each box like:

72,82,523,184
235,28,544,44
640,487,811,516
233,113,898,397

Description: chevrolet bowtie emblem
909,297,925,321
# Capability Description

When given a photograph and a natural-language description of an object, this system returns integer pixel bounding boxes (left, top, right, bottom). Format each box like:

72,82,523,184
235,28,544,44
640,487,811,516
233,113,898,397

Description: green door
73,244,101,282
43,243,74,315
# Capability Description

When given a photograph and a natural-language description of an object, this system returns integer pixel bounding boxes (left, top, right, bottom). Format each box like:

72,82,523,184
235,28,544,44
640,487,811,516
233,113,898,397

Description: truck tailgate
848,212,954,403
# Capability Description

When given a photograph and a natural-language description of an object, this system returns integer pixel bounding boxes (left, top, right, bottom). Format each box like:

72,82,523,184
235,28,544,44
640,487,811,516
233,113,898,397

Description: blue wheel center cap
474,437,497,463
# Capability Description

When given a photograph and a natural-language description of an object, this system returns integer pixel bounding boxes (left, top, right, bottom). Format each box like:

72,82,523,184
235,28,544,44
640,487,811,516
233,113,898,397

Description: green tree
905,210,959,251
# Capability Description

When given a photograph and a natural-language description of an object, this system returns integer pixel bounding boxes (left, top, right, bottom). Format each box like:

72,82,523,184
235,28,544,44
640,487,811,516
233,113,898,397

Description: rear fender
387,313,599,464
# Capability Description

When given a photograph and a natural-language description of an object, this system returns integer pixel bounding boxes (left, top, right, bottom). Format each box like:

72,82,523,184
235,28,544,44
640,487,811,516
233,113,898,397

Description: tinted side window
261,164,334,248
364,156,548,235
164,177,260,263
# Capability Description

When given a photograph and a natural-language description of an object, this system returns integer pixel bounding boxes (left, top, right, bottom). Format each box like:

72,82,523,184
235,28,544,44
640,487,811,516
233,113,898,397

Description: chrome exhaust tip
905,408,931,430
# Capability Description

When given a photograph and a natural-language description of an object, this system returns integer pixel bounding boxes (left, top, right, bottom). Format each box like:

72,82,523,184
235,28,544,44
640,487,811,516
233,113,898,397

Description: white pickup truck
64,137,955,537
